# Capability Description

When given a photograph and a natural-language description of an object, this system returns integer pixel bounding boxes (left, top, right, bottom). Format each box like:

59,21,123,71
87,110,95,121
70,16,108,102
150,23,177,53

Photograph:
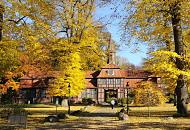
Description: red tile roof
124,79,145,89
101,64,120,69
86,78,97,88
126,70,151,78
86,71,100,78
20,79,38,88
19,63,152,89
97,69,125,78
87,64,151,78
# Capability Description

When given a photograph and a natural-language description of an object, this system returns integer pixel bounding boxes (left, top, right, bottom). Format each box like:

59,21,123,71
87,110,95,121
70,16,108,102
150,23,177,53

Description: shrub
166,93,175,103
82,98,87,104
1,88,17,104
106,98,117,104
82,98,95,105
134,81,166,106
118,98,127,106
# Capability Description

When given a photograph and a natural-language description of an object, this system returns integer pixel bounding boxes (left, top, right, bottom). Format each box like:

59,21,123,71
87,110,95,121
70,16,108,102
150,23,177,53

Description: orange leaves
5,79,19,91
0,72,20,94
0,84,8,94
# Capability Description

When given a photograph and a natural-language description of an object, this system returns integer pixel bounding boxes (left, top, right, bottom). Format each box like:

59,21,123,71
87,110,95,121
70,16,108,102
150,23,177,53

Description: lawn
0,103,190,129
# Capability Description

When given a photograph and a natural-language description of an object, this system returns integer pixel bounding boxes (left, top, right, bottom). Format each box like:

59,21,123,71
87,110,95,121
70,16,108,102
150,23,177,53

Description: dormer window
107,69,114,75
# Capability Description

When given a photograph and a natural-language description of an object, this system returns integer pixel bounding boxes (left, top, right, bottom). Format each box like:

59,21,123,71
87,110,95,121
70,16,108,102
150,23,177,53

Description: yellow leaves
134,81,166,105
125,0,190,45
0,41,20,76
183,29,190,45
1,0,104,97
0,71,19,94
5,79,19,91
151,50,181,59
49,51,85,97
145,48,190,93
146,50,181,79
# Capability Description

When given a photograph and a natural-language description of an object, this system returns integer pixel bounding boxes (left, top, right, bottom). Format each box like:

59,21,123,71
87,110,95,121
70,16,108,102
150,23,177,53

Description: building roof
97,69,125,78
19,63,153,89
124,78,145,89
101,64,120,69
96,64,151,78
86,71,100,78
126,70,151,78
86,78,97,88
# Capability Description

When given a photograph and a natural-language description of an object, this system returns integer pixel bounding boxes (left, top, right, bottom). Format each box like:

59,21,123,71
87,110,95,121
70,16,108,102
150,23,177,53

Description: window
107,69,114,75
102,79,106,84
108,79,114,84
98,79,101,84
115,79,121,84
39,89,46,97
26,89,36,98
98,79,107,84
121,79,124,84
85,89,96,99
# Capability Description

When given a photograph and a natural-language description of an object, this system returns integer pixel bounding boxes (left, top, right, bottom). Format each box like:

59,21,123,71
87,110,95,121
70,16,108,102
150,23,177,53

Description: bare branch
8,16,26,24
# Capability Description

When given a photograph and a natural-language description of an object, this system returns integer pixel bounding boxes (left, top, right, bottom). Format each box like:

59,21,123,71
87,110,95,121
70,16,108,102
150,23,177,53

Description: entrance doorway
104,89,117,102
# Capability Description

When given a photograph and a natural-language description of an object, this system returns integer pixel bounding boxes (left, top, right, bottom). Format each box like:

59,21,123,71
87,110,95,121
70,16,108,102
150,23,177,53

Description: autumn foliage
0,0,109,97
134,81,166,106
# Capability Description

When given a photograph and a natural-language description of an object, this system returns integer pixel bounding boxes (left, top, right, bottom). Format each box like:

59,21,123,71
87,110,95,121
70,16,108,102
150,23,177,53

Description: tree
0,3,21,99
50,0,108,70
0,0,108,100
134,81,166,106
48,0,108,97
0,0,55,78
114,0,190,116
0,4,3,41
49,52,85,97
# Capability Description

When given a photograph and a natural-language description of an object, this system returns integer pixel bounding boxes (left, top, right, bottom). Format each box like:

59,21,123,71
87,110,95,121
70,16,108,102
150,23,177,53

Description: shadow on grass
1,111,190,130
1,119,190,130
74,111,177,118
115,122,190,130
27,120,190,130
75,112,117,117
128,111,176,117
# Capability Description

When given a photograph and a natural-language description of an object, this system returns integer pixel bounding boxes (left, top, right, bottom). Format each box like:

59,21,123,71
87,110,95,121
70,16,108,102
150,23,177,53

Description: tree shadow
115,122,190,130
76,111,117,117
29,120,190,130
74,110,177,118
128,111,176,117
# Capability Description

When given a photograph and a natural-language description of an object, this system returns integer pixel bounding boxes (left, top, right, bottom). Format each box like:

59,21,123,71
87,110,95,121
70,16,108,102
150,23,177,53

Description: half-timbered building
18,42,159,104
80,42,158,103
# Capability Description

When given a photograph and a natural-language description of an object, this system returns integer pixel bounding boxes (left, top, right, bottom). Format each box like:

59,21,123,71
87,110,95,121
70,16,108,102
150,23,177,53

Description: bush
82,98,87,104
106,98,117,104
118,98,126,106
82,98,95,105
118,96,134,106
166,93,176,104
134,81,166,106
70,98,75,105
1,88,17,104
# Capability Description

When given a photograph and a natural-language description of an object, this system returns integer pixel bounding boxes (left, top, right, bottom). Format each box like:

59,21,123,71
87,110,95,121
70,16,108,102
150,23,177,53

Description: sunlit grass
1,103,190,129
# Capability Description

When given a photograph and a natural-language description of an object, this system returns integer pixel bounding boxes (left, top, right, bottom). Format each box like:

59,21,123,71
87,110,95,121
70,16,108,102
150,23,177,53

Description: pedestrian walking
110,99,115,109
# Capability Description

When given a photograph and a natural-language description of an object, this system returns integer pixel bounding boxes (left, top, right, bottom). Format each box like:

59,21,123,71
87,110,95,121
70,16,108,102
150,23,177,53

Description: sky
94,2,148,66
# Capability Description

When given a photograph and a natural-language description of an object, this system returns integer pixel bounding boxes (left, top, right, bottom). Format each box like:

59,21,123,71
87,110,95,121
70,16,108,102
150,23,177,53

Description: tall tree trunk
0,4,3,41
171,2,188,116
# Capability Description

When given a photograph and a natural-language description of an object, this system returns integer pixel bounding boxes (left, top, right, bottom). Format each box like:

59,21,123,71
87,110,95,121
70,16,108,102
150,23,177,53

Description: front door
104,89,117,102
